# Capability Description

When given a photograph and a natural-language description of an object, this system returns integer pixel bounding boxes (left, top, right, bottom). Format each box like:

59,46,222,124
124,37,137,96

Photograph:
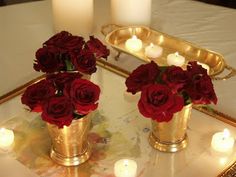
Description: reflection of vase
47,114,92,166
149,104,192,152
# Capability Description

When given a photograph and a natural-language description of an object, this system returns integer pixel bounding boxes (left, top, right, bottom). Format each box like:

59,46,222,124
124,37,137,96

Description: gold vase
47,114,92,166
149,104,192,152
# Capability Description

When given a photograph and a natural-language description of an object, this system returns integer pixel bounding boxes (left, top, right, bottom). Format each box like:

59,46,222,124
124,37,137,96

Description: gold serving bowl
103,25,236,80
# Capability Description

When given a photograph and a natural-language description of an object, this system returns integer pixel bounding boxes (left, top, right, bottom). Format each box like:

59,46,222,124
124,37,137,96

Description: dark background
0,0,236,8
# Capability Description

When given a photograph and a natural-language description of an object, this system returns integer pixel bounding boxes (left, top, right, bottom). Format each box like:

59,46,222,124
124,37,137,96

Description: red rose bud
162,66,189,93
66,79,100,115
138,84,184,122
86,36,110,59
34,46,62,73
71,48,97,75
125,61,160,94
42,96,74,128
21,80,55,112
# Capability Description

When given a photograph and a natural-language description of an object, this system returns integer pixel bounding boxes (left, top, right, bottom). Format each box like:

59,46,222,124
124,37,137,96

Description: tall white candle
114,159,137,177
211,129,235,153
111,0,152,26
0,128,14,152
52,0,94,37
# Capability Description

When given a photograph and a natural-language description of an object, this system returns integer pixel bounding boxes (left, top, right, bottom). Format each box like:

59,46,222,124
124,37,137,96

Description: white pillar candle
0,128,14,152
125,35,143,52
211,129,235,153
197,62,210,74
52,0,94,37
145,43,163,58
111,0,152,26
167,52,185,67
114,159,137,177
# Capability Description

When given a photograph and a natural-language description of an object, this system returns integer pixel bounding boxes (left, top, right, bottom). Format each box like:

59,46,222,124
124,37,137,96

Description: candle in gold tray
167,52,185,67
145,43,163,59
125,35,143,52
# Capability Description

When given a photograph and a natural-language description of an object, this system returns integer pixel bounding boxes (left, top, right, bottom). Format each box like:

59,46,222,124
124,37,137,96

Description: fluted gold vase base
50,143,92,166
149,133,188,153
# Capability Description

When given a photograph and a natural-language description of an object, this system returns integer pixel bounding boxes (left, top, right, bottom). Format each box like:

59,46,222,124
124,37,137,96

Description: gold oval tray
102,25,236,80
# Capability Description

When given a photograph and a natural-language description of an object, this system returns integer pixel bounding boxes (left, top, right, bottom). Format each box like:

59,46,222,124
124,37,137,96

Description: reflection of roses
138,84,184,122
162,66,189,93
71,49,97,74
21,80,55,112
66,79,100,115
86,36,110,59
42,96,74,128
34,47,62,73
125,61,160,94
186,75,217,104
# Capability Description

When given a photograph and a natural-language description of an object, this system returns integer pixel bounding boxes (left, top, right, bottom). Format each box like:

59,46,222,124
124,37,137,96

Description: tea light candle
145,43,163,59
52,0,94,36
167,52,185,67
125,35,143,52
211,129,235,153
0,128,14,151
197,62,210,74
114,159,137,177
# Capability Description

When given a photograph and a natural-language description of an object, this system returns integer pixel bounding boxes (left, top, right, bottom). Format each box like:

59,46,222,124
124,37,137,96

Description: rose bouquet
125,61,217,122
33,31,109,74
21,31,110,128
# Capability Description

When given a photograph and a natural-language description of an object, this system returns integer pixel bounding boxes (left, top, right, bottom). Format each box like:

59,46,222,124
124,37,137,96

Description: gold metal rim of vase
50,142,92,166
148,132,188,152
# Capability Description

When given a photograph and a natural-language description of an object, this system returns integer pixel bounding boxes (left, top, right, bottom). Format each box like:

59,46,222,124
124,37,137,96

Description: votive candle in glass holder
111,0,152,26
52,0,94,37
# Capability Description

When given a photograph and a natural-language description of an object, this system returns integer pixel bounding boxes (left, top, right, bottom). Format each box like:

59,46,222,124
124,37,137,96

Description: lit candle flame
223,129,230,138
132,35,138,40
150,43,154,47
174,52,179,57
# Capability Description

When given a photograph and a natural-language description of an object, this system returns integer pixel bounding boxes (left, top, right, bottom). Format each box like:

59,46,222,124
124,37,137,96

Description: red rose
138,84,184,122
43,31,73,53
187,61,208,77
71,49,97,74
46,72,82,91
86,36,110,59
125,61,160,94
186,75,217,104
64,36,85,52
21,80,55,112
162,66,189,93
42,96,74,128
34,46,62,73
66,79,100,115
